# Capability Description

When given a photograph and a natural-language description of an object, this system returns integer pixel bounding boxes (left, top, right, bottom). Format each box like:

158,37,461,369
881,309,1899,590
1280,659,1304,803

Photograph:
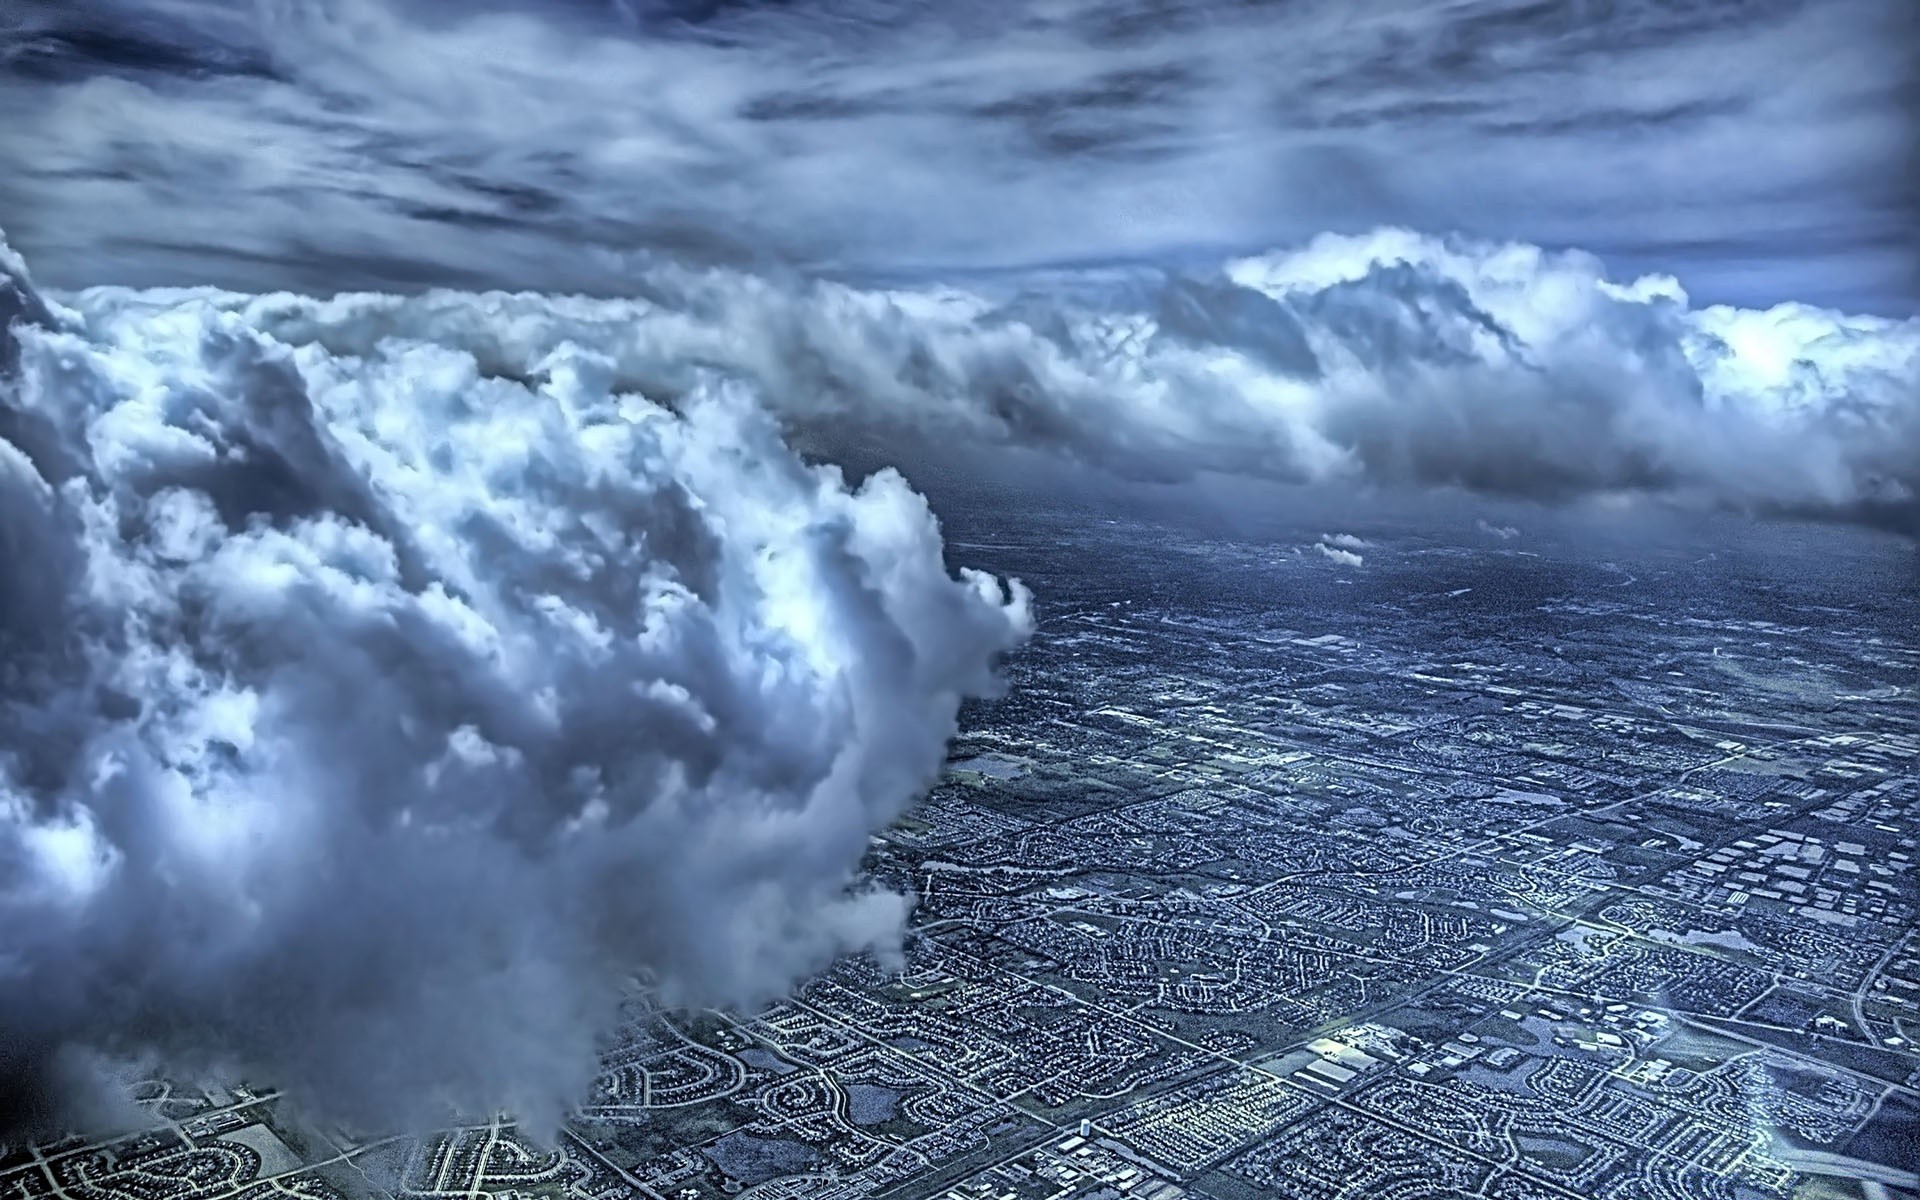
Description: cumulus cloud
0,228,1031,1138
1322,533,1370,551
100,226,1919,531
0,0,1913,309
1476,518,1522,540
1312,542,1365,568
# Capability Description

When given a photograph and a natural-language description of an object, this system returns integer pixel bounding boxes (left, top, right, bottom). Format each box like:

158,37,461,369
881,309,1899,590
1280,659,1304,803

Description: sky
2,0,1917,312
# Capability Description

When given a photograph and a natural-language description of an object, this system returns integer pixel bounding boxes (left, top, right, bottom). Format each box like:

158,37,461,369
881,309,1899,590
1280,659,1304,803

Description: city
5,506,1913,1200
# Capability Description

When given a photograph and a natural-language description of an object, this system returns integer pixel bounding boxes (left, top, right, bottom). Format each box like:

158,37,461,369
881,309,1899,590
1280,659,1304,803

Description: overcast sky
3,0,1916,311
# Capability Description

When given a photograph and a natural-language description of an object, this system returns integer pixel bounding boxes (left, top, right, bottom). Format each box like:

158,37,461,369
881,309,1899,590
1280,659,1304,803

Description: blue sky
2,0,1915,311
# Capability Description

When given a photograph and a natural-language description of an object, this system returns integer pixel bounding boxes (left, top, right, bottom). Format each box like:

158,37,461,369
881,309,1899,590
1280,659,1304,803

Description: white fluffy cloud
1312,542,1365,568
96,226,1917,530
0,228,1031,1136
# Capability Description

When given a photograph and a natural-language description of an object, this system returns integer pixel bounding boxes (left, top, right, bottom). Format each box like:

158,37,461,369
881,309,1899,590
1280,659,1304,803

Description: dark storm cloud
0,227,1031,1139
0,0,1913,310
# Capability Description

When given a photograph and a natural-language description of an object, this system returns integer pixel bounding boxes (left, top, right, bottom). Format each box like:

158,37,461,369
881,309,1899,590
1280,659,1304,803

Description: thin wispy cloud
1,0,1913,310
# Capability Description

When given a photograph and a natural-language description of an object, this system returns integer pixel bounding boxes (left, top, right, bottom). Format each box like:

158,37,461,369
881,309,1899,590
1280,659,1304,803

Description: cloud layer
2,207,1913,1135
84,225,1915,530
2,0,1913,309
0,227,1031,1137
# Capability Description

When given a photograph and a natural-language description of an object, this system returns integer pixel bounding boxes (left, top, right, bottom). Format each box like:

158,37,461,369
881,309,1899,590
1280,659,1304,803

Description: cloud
1321,533,1369,551
0,228,1031,1138
98,225,1918,531
1312,542,1365,568
1476,518,1521,540
0,0,1913,310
